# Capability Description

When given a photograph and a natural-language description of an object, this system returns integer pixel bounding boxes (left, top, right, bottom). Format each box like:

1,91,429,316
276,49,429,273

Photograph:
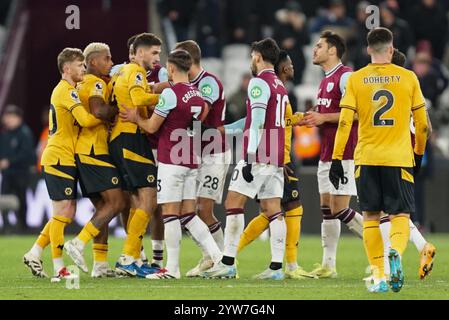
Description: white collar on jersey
325,62,343,77
191,69,205,84
257,68,275,76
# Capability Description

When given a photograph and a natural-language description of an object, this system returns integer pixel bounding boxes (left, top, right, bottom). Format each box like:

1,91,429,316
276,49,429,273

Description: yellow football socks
50,215,72,259
123,209,150,257
237,213,269,253
390,216,410,256
126,208,136,233
36,220,51,249
93,243,108,262
285,206,303,264
78,221,100,245
363,220,385,280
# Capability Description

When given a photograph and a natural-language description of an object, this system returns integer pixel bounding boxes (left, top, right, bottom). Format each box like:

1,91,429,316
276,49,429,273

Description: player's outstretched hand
414,153,423,176
329,159,346,190
304,111,324,127
119,105,138,123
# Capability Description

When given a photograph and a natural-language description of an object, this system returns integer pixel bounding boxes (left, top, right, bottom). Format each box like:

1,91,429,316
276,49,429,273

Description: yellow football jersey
75,74,110,155
339,63,425,167
284,104,304,164
41,80,83,166
284,102,293,164
109,63,159,141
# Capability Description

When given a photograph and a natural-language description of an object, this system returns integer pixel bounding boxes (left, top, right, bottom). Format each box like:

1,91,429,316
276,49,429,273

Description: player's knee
145,199,158,215
283,200,301,212
55,200,76,218
110,198,126,216
224,198,240,211
261,201,281,216
197,202,213,219
224,193,245,211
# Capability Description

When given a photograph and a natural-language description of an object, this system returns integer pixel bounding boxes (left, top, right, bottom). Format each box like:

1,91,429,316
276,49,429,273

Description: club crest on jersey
65,187,73,196
135,73,144,85
147,175,155,183
201,84,212,97
326,82,334,92
250,86,262,99
111,177,119,185
292,190,299,198
70,90,80,103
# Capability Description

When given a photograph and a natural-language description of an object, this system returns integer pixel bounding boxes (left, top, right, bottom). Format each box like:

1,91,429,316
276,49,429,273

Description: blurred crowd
158,0,449,131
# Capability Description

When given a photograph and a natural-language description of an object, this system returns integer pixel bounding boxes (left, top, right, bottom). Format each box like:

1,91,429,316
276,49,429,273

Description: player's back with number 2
342,63,425,167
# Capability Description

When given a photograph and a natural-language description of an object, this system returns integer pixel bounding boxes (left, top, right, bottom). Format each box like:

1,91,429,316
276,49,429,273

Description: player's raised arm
89,96,118,122
143,87,176,133
65,88,102,128
151,80,171,94
128,70,160,108
288,109,305,126
71,103,103,128
304,71,352,127
121,87,175,134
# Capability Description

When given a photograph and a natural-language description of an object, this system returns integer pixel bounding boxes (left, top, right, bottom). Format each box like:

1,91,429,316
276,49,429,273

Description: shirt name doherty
363,75,401,84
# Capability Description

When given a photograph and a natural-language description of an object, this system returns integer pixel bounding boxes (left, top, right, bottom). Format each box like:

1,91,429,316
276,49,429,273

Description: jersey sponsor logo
317,97,332,108
157,96,165,108
70,90,81,103
326,82,334,92
135,73,144,85
201,84,213,97
250,86,262,99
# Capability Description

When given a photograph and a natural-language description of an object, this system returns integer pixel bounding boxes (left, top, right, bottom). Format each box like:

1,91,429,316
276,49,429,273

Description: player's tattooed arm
89,96,118,122
71,104,103,128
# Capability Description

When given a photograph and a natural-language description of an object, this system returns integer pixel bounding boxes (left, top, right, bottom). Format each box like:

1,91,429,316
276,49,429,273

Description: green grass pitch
0,234,448,300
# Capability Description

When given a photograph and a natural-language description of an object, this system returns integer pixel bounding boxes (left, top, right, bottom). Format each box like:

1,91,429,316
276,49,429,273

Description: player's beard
73,73,84,83
250,62,257,77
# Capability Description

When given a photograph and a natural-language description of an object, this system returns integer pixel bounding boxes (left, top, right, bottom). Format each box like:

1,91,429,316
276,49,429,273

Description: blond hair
57,47,84,74
83,42,110,63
